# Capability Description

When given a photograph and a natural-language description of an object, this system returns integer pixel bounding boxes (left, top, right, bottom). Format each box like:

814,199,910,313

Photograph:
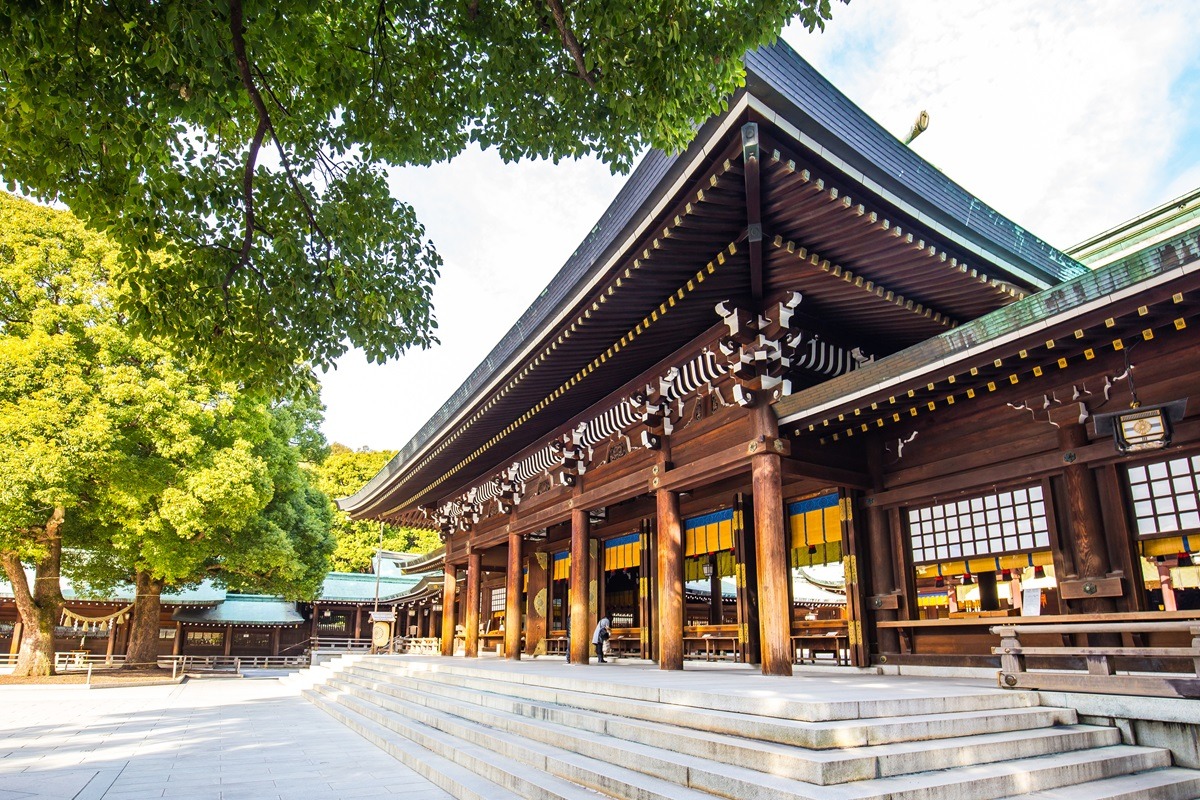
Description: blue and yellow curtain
604,533,641,571
789,493,841,567
684,509,737,581
552,551,570,580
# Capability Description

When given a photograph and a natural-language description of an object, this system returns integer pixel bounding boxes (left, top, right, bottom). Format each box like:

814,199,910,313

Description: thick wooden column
526,551,549,655
173,622,183,656
223,624,233,656
569,507,591,664
734,493,761,665
271,627,280,656
464,550,482,658
105,622,117,665
505,529,523,660
638,521,654,659
865,445,899,655
750,404,792,676
656,444,684,670
1057,424,1117,615
440,564,458,656
353,606,362,641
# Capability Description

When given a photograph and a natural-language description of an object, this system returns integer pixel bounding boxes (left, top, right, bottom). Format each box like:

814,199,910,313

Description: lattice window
491,587,506,612
908,485,1050,564
1127,454,1200,536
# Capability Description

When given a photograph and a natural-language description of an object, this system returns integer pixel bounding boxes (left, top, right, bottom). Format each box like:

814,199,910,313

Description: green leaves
0,1,834,388
2,195,334,599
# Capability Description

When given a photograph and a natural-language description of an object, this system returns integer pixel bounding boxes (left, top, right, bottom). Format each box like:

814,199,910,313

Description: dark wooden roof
341,39,1086,524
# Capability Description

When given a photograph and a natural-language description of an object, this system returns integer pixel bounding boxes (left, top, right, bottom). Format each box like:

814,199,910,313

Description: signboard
369,610,396,623
1021,587,1043,616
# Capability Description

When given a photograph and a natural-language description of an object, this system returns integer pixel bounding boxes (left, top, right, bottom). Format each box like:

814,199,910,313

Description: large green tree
314,444,439,573
0,2,835,387
0,193,333,674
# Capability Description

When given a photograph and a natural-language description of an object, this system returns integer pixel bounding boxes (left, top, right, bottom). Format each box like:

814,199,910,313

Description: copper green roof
318,572,423,603
172,595,303,626
1,573,225,606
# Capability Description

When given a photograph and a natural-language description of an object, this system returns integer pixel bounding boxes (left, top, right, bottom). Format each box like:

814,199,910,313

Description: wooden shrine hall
342,40,1200,690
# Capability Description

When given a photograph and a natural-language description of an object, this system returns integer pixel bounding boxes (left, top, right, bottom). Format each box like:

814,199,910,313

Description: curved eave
341,39,1085,523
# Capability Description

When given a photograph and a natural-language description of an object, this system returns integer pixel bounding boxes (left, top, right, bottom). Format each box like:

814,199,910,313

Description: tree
0,193,334,673
0,2,836,387
77,396,335,667
0,193,126,675
314,444,440,573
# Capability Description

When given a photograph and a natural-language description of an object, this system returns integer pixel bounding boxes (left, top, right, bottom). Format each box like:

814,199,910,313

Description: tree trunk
1,507,66,677
124,571,164,668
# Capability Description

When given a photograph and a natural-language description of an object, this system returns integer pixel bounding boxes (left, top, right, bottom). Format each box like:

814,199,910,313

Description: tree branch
228,0,329,287
544,0,596,87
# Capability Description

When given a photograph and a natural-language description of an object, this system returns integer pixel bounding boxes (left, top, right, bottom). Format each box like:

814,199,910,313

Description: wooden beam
780,458,870,489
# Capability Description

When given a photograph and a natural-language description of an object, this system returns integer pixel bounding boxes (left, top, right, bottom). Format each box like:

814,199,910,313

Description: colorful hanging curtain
788,493,840,565
684,509,736,557
551,551,570,580
604,532,641,571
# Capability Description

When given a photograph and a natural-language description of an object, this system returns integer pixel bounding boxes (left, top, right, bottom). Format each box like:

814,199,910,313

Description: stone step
348,659,1073,749
369,656,1039,722
309,681,716,800
997,767,1200,799
322,671,1175,800
303,685,527,800
279,653,364,689
336,664,1116,785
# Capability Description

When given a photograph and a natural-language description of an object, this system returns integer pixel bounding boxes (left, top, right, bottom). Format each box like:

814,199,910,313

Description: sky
318,0,1200,452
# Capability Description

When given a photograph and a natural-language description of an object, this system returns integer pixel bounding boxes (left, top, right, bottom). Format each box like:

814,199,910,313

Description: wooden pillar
271,627,280,656
638,521,654,660
310,602,320,644
864,445,900,655
505,529,523,660
105,622,117,665
9,621,22,656
353,606,362,641
173,622,183,656
440,564,458,656
708,553,722,624
526,551,549,656
569,507,591,664
1057,424,1117,615
734,493,761,664
223,624,233,656
464,550,482,658
750,404,792,676
656,444,684,670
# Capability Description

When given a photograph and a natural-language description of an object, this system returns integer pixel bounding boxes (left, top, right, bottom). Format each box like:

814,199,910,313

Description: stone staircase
300,656,1200,800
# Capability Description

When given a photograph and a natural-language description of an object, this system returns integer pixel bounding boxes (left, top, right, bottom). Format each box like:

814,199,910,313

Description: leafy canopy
0,193,333,599
314,444,440,573
0,1,834,387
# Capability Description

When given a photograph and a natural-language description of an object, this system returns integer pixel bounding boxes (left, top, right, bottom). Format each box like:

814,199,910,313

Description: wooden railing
992,620,1200,698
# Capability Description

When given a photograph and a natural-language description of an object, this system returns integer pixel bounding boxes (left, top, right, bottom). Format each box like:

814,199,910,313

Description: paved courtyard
0,673,453,800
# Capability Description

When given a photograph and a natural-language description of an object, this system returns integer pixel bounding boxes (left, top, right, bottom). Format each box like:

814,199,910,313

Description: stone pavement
0,673,454,800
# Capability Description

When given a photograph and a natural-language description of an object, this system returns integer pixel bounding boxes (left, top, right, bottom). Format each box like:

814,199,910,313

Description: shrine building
340,39,1200,688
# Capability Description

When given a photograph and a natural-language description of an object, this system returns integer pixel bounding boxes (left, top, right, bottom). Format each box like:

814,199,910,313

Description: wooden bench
792,632,849,666
683,624,740,661
992,621,1200,698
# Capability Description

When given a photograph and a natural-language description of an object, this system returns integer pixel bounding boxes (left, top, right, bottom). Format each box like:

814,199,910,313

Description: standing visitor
592,612,611,663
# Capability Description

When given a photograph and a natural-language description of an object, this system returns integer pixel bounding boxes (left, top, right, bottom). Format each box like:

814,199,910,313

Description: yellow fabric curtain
683,509,736,557
604,532,642,571
552,552,570,580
